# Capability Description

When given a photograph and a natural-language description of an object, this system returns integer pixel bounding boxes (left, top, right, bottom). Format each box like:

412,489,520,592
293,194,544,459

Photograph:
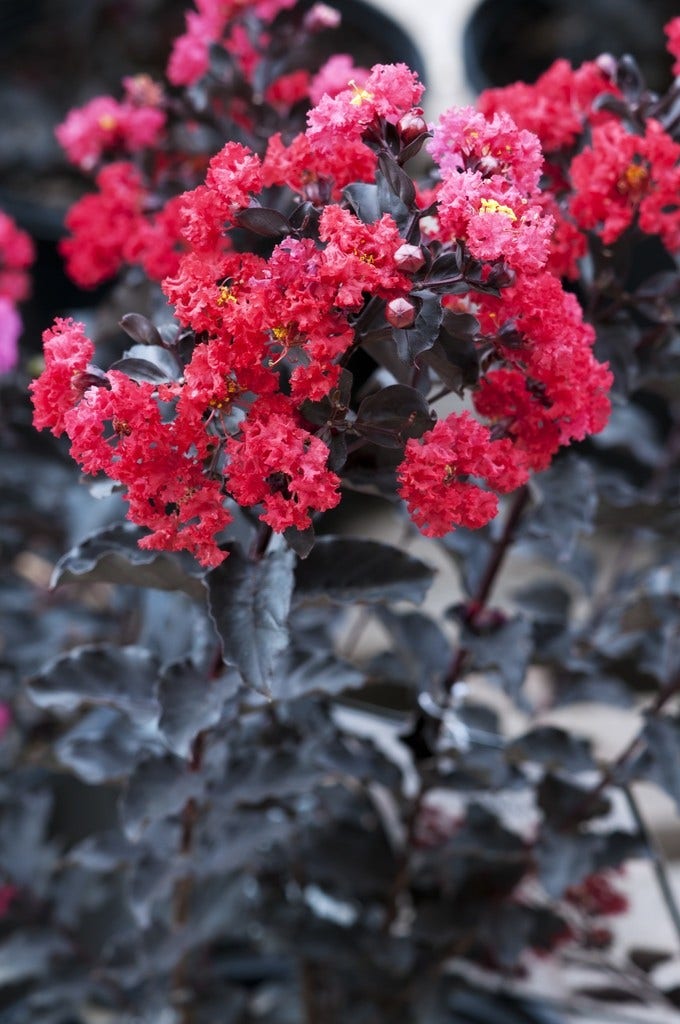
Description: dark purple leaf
207,545,295,694
378,153,416,207
0,787,55,893
522,453,597,562
234,206,290,237
28,645,160,725
575,986,644,1004
537,827,644,898
119,312,163,347
344,183,381,224
663,985,680,1008
283,524,316,559
295,536,434,605
507,727,596,773
400,130,432,164
0,930,70,987
108,357,173,384
460,615,533,701
628,947,673,973
441,526,494,596
626,712,680,812
272,648,364,702
51,522,206,600
55,707,161,783
121,754,204,841
157,661,240,758
374,607,450,693
421,331,479,393
616,54,645,101
110,343,182,382
355,384,434,448
429,249,463,278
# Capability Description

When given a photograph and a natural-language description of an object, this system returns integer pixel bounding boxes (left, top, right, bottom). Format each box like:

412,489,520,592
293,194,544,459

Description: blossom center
348,80,373,106
353,248,376,264
478,197,517,221
113,418,131,436
217,285,237,306
97,114,117,132
209,378,242,410
617,162,649,197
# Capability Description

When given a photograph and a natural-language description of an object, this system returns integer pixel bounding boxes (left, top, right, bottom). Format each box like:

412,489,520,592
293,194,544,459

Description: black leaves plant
5,5,680,1024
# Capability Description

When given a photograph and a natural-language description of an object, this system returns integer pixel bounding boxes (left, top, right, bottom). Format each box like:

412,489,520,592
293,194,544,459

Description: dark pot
463,0,677,94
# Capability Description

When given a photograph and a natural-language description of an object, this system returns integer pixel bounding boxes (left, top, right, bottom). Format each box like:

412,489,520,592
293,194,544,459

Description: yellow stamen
443,464,456,484
348,79,373,106
209,378,243,410
618,162,649,196
98,114,117,131
217,285,237,306
352,248,375,264
478,197,517,221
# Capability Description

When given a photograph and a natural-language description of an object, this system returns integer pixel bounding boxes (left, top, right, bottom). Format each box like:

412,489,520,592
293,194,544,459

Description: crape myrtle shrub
2,2,680,1021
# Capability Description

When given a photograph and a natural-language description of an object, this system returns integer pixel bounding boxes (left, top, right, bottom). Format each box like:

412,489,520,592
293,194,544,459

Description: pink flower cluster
478,32,680,257
167,0,297,86
398,97,611,538
0,211,34,373
54,3,372,290
55,76,166,172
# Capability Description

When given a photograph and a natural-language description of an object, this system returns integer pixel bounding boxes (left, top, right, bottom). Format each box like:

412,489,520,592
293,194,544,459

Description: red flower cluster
476,25,680,265
398,412,524,537
60,162,185,288
54,2,370,292
226,394,341,531
33,10,615,566
30,318,96,435
307,63,424,149
404,102,612,529
477,59,618,155
472,273,611,471
570,119,680,249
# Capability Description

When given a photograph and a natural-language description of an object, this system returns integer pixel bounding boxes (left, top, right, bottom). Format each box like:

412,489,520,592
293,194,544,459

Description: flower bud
394,243,425,273
386,297,416,328
595,52,618,81
303,3,341,31
123,73,163,107
397,108,427,145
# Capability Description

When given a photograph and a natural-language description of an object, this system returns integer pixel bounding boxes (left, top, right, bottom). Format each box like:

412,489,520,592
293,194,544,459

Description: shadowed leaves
295,536,434,605
207,545,296,694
